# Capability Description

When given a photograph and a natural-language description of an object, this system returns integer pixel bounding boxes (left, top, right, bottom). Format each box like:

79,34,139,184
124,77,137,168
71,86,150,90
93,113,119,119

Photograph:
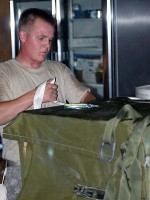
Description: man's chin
38,56,46,62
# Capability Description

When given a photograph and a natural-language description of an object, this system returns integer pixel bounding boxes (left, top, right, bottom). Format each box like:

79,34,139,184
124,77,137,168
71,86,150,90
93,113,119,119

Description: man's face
20,18,55,65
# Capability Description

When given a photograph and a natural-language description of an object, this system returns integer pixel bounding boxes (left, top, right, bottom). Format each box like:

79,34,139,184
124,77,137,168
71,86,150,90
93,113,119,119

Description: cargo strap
104,115,150,200
33,78,55,109
74,184,105,199
100,104,141,162
143,117,150,200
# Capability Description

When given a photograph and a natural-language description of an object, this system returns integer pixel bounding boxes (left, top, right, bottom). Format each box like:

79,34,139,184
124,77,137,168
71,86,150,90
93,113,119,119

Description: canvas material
3,103,142,200
0,185,7,200
4,101,149,200
104,116,150,200
0,165,7,200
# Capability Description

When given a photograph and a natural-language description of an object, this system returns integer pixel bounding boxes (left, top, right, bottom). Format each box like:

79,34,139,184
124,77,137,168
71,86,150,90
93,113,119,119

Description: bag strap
100,104,141,163
33,78,55,109
1,160,7,185
104,116,150,200
142,117,150,200
117,116,150,200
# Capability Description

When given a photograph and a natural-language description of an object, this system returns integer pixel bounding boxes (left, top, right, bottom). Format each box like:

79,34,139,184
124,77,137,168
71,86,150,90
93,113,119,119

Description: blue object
0,136,3,153
73,4,81,18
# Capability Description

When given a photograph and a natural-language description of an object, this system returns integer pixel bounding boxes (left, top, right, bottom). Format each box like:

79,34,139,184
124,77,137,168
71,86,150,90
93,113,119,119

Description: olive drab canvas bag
2,81,150,200
3,100,148,200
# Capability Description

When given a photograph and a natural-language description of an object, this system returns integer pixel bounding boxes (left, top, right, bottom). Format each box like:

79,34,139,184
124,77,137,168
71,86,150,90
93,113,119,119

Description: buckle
100,141,116,163
74,184,105,199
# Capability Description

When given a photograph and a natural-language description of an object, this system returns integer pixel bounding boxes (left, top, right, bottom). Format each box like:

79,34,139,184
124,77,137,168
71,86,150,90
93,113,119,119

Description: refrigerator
103,0,150,99
67,0,104,99
9,0,150,99
10,0,68,64
68,0,150,99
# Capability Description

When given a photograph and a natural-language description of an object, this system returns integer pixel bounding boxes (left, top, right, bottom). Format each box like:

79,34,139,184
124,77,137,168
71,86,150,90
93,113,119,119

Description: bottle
72,4,81,19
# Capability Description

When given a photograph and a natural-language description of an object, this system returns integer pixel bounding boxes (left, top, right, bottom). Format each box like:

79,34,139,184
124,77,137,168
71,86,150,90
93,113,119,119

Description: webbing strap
104,116,150,200
33,78,55,109
143,120,150,200
100,104,141,163
103,104,141,144
144,167,150,200
119,116,150,200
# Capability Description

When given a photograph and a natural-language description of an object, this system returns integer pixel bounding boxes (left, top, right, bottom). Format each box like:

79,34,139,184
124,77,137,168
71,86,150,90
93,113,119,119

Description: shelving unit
68,0,103,98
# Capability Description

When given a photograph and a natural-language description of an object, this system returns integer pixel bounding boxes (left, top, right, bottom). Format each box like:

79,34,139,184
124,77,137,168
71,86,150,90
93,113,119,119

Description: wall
0,0,12,62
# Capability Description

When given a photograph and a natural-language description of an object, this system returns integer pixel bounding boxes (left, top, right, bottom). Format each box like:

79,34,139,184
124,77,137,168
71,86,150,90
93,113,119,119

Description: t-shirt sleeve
0,64,13,101
60,64,90,103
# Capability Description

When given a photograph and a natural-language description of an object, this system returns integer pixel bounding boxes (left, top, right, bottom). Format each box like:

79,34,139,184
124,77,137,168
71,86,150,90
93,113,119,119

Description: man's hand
43,82,58,103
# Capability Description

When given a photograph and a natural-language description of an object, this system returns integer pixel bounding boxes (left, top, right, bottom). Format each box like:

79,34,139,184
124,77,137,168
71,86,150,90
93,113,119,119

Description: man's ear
19,30,27,43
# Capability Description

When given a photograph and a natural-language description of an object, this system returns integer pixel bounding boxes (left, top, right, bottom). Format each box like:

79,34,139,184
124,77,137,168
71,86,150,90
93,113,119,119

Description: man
0,8,96,200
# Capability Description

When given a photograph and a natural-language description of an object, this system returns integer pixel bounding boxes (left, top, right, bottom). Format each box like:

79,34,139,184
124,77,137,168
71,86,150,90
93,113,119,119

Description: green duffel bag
3,99,150,200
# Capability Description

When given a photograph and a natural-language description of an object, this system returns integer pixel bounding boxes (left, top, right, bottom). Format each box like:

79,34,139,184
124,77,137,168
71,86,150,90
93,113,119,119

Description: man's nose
43,40,51,49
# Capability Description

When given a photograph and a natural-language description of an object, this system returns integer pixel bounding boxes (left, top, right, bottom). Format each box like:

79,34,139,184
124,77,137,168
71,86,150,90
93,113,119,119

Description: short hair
18,8,56,31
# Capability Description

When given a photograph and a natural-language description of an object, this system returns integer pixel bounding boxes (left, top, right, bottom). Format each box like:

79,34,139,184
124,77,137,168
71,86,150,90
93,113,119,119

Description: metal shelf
70,37,102,48
69,18,102,22
68,0,103,98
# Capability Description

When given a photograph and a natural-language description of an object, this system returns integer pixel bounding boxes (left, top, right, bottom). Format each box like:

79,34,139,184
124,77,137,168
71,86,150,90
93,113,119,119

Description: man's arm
80,91,96,103
0,83,57,125
0,90,35,125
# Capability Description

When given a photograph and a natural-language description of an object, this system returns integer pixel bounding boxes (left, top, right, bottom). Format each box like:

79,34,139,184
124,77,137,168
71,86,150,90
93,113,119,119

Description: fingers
43,83,58,102
46,82,58,94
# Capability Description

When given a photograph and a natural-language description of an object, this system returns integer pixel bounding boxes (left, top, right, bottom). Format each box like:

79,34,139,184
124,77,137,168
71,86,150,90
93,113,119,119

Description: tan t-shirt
0,59,89,163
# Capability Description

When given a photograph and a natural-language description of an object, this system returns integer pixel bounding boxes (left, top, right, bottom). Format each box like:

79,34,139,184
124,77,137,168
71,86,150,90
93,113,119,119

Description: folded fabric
0,184,7,200
0,166,7,200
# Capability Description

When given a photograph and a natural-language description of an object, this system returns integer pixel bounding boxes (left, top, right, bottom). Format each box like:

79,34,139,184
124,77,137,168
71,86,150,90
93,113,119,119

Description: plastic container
135,85,150,99
85,9,102,18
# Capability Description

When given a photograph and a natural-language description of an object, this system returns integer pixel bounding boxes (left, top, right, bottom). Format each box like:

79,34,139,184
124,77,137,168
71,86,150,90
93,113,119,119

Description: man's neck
16,54,42,69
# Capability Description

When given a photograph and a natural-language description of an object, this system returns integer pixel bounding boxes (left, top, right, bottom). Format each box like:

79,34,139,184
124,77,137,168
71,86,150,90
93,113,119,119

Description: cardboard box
76,58,103,84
